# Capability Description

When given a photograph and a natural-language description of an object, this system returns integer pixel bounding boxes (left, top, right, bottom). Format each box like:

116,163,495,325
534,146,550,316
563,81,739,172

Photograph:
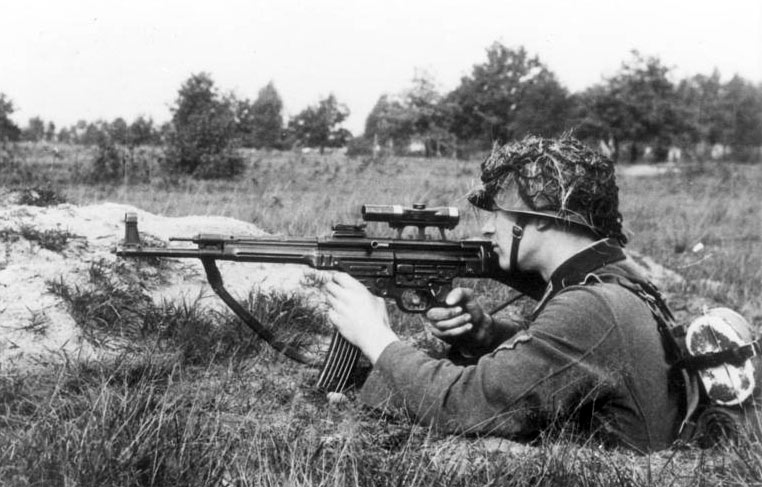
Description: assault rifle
115,204,545,392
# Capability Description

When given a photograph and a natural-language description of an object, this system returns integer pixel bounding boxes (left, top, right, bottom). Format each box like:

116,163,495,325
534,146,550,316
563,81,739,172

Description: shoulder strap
592,273,703,440
594,273,687,363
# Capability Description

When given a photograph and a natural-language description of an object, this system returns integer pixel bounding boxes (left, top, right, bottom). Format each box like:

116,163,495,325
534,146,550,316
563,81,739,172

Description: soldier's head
468,135,626,271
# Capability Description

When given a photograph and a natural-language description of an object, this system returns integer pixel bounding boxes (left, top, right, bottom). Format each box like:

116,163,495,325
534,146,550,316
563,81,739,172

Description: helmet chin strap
509,214,527,272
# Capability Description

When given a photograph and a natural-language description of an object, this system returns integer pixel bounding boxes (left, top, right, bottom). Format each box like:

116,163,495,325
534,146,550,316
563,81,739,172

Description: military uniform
361,240,683,452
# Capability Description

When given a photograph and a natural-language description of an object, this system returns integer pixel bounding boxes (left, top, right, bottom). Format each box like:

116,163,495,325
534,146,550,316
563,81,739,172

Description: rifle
114,204,546,392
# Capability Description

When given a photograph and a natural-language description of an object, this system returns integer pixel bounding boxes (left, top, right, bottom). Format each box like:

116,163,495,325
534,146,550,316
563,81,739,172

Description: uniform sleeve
366,286,628,438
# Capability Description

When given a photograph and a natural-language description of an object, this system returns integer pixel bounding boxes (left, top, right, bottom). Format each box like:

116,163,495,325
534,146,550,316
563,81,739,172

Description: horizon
2,0,761,135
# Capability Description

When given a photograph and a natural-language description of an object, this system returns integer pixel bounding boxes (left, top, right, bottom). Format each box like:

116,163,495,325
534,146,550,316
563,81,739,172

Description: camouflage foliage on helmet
468,135,627,245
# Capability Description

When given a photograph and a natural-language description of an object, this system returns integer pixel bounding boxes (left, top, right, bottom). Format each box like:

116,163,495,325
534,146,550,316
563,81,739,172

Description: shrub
345,136,375,158
89,140,124,183
164,73,245,179
17,185,67,206
0,225,76,252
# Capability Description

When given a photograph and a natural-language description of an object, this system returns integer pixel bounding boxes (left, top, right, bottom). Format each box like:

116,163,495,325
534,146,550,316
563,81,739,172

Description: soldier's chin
497,253,511,271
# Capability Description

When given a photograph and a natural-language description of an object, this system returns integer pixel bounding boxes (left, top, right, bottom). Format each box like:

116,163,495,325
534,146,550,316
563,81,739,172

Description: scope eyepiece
361,204,459,229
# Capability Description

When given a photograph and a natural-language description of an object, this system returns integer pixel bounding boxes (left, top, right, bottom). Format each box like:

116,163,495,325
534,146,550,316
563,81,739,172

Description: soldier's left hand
323,272,399,364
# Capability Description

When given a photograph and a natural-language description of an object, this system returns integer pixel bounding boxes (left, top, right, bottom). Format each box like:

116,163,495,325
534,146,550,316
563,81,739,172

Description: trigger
400,289,430,313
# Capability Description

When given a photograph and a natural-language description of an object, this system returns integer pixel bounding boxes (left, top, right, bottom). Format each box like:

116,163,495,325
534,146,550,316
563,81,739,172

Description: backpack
598,274,761,447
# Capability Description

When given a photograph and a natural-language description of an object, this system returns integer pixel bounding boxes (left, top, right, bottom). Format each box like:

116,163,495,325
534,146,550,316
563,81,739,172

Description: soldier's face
480,210,524,271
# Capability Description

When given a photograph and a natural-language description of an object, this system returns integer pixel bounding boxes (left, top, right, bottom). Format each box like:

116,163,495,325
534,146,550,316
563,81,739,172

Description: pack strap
674,338,762,371
592,272,703,438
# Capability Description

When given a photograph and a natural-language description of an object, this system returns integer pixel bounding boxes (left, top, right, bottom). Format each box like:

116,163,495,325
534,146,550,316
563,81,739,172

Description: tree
23,116,46,142
127,116,158,146
165,72,244,178
45,121,56,141
288,94,351,153
574,51,687,162
109,117,129,145
364,94,414,152
719,76,762,156
0,93,21,142
238,82,284,149
446,43,571,148
80,120,109,146
364,71,456,157
675,70,724,145
58,127,72,144
403,71,456,157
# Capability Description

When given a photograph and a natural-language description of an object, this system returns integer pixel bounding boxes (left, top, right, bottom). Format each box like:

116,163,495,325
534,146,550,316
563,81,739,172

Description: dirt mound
0,200,311,370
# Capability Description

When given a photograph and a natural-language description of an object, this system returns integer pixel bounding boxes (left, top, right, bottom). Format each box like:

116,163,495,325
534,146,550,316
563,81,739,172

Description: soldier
324,135,684,451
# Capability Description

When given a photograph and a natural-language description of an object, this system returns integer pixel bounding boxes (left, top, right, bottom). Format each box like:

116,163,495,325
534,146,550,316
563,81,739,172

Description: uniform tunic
360,240,683,451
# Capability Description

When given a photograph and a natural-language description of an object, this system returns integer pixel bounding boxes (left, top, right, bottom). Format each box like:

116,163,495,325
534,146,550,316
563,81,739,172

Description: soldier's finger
431,313,473,331
426,306,463,321
431,322,473,339
445,287,475,306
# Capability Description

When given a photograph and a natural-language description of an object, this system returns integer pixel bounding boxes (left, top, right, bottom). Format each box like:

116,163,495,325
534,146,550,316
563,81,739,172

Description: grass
1,142,762,485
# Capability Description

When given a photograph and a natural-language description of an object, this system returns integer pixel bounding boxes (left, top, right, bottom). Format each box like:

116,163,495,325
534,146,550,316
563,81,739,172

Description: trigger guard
398,288,432,313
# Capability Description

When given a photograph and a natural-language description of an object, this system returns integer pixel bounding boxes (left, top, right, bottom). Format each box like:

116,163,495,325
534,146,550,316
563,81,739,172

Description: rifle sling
201,258,318,366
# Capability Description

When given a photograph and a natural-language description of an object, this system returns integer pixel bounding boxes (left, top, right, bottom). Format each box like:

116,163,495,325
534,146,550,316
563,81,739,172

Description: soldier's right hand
426,287,496,354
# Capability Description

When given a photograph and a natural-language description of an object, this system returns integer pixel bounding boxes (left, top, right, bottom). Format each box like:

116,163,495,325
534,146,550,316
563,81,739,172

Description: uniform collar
533,239,626,316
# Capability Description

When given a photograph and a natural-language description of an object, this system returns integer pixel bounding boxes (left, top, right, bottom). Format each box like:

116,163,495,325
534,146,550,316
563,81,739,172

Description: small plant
18,225,77,252
17,185,67,206
19,308,50,336
1,225,76,252
46,261,157,348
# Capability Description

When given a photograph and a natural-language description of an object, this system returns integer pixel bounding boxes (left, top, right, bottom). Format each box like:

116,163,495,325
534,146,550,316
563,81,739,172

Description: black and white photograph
1,0,761,484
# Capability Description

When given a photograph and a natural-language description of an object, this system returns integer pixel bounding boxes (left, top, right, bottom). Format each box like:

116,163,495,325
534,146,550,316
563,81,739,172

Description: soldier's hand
426,288,495,353
323,272,399,364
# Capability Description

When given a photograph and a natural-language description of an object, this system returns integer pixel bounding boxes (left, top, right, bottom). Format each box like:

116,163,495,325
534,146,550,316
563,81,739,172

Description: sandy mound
0,200,312,370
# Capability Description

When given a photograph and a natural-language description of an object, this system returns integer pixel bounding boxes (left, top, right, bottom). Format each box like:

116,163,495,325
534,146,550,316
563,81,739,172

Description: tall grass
2,144,762,485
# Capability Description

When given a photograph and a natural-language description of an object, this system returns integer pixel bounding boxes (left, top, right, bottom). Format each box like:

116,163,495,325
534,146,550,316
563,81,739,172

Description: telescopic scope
361,204,459,230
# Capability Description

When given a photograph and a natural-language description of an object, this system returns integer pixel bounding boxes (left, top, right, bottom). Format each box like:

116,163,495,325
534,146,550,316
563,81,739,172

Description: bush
88,140,124,183
17,186,67,206
164,73,245,179
345,136,375,158
165,144,245,180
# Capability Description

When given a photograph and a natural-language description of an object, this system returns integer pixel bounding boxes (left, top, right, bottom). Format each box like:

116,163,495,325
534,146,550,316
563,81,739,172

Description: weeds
17,185,68,206
46,262,154,348
18,307,50,336
0,224,78,252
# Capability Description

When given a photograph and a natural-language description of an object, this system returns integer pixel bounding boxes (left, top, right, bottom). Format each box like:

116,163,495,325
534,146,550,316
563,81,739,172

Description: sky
2,0,761,135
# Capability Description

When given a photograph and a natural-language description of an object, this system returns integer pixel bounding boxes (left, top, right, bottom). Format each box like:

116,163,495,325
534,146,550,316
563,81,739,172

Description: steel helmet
468,135,628,246
686,307,760,406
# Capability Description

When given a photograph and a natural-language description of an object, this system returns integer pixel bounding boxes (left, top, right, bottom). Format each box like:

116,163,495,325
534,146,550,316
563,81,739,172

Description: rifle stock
115,207,546,393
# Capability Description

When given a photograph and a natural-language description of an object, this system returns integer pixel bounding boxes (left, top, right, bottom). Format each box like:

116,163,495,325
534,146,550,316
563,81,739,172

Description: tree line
0,76,349,152
362,45,762,163
1,41,761,176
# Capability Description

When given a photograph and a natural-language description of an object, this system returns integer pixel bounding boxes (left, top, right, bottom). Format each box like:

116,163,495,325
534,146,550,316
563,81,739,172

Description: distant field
2,143,761,485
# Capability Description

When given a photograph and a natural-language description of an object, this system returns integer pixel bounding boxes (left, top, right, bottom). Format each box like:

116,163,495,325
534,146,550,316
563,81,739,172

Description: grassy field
1,143,761,486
